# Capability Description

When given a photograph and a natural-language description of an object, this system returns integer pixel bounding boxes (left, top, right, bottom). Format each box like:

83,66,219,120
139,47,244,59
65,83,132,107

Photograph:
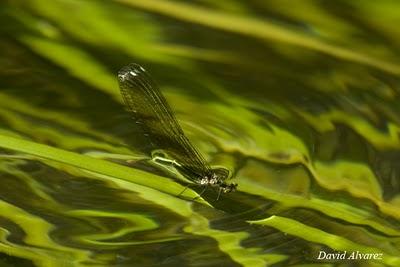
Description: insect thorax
199,171,237,193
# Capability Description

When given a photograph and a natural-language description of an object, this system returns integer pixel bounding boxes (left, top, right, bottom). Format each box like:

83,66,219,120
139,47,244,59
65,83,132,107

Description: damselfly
118,63,237,199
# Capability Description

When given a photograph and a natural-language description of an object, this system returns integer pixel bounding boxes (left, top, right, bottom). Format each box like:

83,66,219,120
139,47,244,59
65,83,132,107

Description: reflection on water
1,0,400,266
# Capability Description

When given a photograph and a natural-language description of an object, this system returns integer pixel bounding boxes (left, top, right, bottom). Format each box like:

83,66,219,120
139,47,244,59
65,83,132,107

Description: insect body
118,63,237,199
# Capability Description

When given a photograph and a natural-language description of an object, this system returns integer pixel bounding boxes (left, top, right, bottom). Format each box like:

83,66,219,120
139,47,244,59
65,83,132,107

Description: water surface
0,1,400,266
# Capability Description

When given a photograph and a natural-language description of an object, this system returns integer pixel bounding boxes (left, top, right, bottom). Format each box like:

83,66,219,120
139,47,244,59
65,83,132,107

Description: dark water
0,1,400,266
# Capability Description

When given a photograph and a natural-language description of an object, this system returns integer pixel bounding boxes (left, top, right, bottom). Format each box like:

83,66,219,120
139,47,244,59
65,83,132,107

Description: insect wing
118,64,211,180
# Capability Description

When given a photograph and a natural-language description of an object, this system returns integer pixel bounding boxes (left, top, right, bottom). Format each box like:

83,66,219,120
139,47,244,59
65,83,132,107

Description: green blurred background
0,0,400,266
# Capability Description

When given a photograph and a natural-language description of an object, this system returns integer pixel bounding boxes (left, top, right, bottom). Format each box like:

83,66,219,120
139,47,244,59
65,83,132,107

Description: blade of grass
0,133,201,201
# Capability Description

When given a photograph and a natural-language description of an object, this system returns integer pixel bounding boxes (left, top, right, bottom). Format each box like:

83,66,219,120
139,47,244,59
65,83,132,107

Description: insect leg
177,184,191,196
192,185,208,201
216,187,223,201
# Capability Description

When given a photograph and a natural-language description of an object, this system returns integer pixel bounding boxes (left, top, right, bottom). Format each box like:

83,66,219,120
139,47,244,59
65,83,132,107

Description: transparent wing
118,63,211,181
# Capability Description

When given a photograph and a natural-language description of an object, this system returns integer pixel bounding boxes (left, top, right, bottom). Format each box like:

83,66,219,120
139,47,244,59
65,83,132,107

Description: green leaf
0,133,208,208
